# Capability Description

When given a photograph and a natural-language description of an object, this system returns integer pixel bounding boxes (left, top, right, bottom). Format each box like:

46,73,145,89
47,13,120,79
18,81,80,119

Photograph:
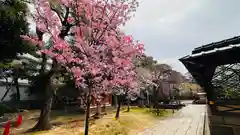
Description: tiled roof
192,36,240,54
180,36,240,60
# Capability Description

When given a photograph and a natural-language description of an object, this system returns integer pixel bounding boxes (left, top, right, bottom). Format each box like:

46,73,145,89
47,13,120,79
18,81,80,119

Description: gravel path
138,104,206,135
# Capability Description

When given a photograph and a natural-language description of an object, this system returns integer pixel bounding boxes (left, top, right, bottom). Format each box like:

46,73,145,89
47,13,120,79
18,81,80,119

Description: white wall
0,85,30,101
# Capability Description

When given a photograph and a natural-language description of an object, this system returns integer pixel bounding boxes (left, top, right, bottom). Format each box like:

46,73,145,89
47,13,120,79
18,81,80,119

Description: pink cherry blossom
67,17,73,23
23,0,143,115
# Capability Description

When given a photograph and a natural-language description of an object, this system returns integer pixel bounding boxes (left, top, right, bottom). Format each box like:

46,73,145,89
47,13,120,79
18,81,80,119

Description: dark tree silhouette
0,0,35,62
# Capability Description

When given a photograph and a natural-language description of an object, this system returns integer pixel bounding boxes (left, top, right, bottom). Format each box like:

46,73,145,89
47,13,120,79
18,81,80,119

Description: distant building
178,82,202,97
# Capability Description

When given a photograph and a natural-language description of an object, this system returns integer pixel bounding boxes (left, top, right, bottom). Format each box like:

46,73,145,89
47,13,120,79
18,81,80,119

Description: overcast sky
122,0,240,74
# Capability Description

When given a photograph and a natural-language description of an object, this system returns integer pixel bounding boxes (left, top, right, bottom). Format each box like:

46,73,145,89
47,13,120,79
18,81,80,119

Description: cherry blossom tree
114,64,138,118
22,0,143,134
135,66,156,106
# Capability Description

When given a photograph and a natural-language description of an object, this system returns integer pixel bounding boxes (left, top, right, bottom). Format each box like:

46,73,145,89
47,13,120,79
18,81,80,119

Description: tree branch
50,3,63,23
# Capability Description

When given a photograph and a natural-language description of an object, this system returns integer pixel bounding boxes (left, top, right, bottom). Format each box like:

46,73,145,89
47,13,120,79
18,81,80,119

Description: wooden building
180,36,240,135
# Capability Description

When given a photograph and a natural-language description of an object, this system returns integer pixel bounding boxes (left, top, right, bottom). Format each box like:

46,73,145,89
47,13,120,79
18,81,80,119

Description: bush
0,103,18,114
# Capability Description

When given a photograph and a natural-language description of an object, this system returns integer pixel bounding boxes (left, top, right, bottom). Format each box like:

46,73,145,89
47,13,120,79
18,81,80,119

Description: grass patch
88,111,154,135
128,107,172,118
18,107,172,135
87,107,172,135
51,111,85,125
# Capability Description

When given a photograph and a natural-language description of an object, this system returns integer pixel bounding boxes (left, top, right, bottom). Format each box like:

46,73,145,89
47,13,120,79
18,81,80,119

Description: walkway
138,104,206,135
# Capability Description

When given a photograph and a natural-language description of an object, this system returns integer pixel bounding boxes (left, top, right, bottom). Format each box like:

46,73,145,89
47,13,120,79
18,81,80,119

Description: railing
209,100,240,116
203,105,210,135
207,100,240,135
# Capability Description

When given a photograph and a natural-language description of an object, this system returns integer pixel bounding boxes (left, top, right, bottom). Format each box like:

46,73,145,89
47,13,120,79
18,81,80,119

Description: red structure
15,115,22,127
3,121,10,135
2,115,23,135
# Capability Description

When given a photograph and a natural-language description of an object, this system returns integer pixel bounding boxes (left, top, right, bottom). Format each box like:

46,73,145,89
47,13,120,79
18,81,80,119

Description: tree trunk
94,101,100,119
114,95,118,108
127,98,130,112
84,86,92,135
101,103,106,114
14,77,20,101
39,54,47,74
32,93,53,131
1,86,10,101
1,77,12,101
115,96,121,119
146,91,150,106
31,59,57,131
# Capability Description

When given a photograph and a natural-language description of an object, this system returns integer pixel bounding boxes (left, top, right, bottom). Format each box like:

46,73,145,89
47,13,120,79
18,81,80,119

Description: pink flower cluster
22,0,143,95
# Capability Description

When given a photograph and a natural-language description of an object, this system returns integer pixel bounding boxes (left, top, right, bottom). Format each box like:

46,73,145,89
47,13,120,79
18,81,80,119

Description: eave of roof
192,36,240,54
180,36,240,61
180,44,240,61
